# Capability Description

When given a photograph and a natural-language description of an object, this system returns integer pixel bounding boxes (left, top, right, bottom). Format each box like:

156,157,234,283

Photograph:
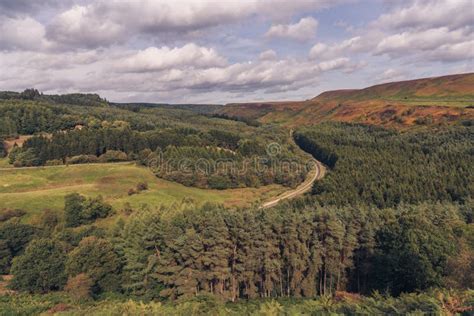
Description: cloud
309,0,474,64
0,0,63,16
424,40,474,63
309,36,363,60
47,5,124,48
316,58,351,72
375,68,409,83
374,0,473,31
259,50,278,61
45,0,346,48
265,17,318,41
0,16,50,51
116,44,227,73
375,27,473,58
0,0,471,103
0,43,357,101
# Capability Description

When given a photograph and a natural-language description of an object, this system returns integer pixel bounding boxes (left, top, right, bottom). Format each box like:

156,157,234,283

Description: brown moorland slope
220,73,474,128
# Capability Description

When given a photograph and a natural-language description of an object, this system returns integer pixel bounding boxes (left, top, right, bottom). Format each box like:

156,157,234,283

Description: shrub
136,182,148,192
65,273,93,301
64,193,86,227
0,223,40,256
64,193,113,227
10,239,67,293
66,155,98,165
11,148,40,167
99,150,128,163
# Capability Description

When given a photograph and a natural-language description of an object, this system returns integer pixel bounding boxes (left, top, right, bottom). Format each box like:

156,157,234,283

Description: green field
0,162,284,223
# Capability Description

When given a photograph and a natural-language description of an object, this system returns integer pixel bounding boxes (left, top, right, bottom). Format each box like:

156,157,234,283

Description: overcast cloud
0,0,472,103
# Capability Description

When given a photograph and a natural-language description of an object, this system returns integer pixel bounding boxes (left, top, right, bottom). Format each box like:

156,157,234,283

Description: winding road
1,131,325,209
260,131,326,209
260,159,325,209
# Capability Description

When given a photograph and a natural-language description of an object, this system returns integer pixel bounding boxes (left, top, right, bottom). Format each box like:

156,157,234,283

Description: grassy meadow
0,162,285,223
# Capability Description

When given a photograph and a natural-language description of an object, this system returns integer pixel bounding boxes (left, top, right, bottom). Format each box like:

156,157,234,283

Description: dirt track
260,159,325,209
260,129,326,209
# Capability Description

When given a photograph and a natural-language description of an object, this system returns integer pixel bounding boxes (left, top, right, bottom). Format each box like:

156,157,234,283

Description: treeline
113,102,222,115
0,90,256,138
209,113,261,127
295,123,474,207
10,126,305,189
0,101,82,136
0,89,108,107
2,200,472,300
0,99,162,137
11,127,240,165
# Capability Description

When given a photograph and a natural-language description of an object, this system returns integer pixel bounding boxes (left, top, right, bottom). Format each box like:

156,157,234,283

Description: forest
0,94,307,189
1,199,472,314
0,91,473,314
295,122,473,208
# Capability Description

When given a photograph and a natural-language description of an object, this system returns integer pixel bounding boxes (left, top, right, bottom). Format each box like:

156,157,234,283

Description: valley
0,73,473,315
1,0,474,313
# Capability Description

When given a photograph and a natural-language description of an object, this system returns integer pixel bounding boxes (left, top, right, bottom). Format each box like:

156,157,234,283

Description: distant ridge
313,73,474,102
220,73,474,128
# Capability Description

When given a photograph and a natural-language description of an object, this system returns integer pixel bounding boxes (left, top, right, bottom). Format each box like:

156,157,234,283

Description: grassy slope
219,73,474,128
0,162,284,223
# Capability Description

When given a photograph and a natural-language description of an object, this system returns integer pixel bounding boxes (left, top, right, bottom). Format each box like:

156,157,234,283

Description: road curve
260,128,326,209
260,159,325,209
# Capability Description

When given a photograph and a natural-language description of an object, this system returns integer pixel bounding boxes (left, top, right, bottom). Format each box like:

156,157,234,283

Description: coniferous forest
0,91,473,315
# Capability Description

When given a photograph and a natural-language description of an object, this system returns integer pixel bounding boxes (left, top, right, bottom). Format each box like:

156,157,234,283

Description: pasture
0,162,284,223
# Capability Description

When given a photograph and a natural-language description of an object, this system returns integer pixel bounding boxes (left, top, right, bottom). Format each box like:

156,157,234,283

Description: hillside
0,89,109,107
0,162,285,224
220,73,474,127
314,73,474,103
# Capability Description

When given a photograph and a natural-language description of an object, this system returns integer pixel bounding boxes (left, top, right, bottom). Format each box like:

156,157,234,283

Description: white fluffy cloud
117,44,227,73
45,0,343,48
0,43,357,101
47,5,124,48
374,0,473,31
0,16,50,50
375,27,473,58
265,17,318,41
309,36,363,60
259,50,278,61
371,0,474,62
309,0,473,64
0,0,472,102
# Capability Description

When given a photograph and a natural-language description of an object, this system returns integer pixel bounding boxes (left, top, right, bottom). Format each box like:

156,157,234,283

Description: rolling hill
220,73,474,127
0,161,285,225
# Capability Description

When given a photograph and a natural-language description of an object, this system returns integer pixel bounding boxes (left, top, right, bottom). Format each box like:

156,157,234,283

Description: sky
0,0,472,104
